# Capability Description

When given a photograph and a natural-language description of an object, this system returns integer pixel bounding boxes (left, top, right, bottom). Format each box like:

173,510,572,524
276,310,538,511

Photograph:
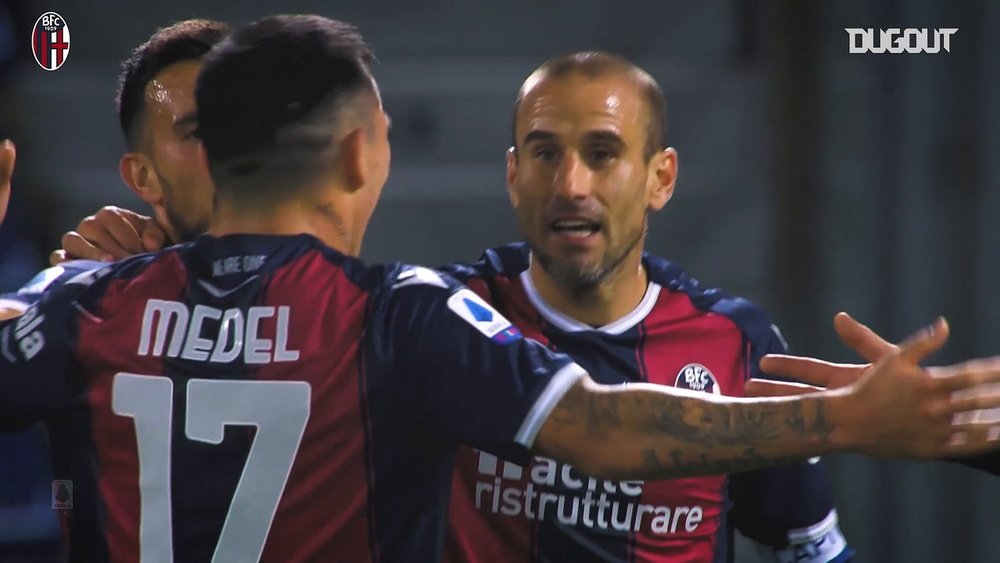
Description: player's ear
506,146,520,208
647,147,677,212
337,128,366,193
120,152,162,206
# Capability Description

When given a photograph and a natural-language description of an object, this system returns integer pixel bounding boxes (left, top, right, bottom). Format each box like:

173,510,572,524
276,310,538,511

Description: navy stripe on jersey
0,235,582,562
0,260,107,312
442,242,849,563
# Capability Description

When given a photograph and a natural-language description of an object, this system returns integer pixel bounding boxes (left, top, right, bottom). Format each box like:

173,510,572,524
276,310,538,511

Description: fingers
834,312,898,363
0,140,14,183
897,317,949,365
0,140,15,225
48,249,69,266
83,207,144,258
61,231,109,262
759,354,868,389
930,357,1000,394
62,206,153,261
744,379,824,397
938,423,1000,457
141,221,168,252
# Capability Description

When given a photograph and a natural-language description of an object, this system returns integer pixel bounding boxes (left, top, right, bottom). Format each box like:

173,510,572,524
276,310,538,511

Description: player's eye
587,147,616,166
533,146,558,162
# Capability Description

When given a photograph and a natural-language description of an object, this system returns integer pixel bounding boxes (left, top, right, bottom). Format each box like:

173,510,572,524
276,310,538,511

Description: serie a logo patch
31,12,70,71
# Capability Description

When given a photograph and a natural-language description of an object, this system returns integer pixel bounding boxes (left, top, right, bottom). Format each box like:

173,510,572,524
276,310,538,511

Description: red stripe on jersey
628,288,748,562
77,253,189,563
254,250,374,562
444,446,537,563
469,276,551,347
444,275,549,562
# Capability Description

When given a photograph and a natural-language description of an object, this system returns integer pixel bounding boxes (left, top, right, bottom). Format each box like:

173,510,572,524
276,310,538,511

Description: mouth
549,219,601,240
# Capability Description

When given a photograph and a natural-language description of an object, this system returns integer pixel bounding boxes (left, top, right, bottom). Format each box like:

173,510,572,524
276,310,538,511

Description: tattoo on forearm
556,382,834,478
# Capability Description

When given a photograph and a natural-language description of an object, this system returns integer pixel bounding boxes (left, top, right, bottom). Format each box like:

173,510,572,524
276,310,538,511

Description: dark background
0,1,997,561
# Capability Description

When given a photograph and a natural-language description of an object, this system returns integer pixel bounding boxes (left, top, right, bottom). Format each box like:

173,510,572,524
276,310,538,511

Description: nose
553,152,592,201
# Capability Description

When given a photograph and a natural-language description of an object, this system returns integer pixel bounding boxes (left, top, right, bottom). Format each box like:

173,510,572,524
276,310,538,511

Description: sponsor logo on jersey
473,451,704,535
675,363,720,395
2,304,48,362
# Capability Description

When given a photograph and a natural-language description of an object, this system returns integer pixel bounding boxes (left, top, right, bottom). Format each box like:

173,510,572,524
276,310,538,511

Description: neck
529,246,648,327
209,194,356,256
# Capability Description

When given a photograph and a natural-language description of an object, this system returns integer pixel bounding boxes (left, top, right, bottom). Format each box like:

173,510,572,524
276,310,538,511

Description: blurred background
0,0,997,561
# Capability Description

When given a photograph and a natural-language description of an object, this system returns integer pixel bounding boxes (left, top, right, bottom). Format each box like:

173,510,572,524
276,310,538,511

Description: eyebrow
522,130,559,145
582,130,625,146
173,112,198,131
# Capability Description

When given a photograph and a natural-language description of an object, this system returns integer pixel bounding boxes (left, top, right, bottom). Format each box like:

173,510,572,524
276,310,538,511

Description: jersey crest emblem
675,363,721,395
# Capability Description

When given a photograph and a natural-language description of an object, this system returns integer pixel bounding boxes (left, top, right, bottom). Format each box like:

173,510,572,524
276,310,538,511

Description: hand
0,140,14,226
50,206,167,265
747,312,896,397
766,319,1000,458
0,308,22,322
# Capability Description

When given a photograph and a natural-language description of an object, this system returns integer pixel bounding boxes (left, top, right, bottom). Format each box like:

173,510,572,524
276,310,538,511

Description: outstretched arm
535,319,1000,480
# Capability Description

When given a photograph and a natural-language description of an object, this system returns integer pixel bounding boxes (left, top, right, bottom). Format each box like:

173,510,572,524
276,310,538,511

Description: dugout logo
845,28,957,54
31,12,70,71
675,363,720,395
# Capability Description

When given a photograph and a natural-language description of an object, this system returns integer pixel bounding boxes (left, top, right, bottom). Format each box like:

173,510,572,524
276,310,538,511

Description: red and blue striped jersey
0,234,584,563
441,243,852,563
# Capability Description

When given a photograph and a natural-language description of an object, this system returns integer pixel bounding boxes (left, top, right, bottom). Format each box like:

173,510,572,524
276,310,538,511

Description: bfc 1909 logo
675,363,720,395
32,12,70,71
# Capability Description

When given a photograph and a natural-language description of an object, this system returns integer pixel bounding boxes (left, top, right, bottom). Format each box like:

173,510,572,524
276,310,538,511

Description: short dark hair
512,51,666,161
116,19,229,149
196,15,376,200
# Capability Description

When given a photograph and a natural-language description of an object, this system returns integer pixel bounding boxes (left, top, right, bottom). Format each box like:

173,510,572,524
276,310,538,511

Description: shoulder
644,254,787,352
439,242,530,284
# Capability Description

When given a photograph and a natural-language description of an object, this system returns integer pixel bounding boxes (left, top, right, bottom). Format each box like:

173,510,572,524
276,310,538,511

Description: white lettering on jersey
473,451,704,535
211,255,267,277
7,305,47,360
138,299,299,364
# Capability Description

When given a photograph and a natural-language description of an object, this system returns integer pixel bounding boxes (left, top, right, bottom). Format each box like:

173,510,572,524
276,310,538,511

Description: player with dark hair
0,20,229,322
115,18,229,245
3,14,1000,563
47,17,229,267
2,26,850,563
